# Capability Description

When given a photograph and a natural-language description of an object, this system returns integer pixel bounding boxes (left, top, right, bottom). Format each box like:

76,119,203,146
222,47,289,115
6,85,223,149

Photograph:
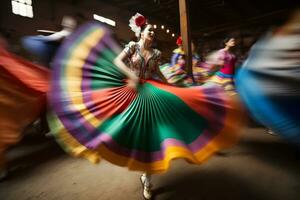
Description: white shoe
140,174,152,199
140,174,146,185
143,186,152,200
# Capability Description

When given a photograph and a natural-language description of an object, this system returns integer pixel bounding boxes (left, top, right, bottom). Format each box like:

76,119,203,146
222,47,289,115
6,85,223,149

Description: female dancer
206,37,237,95
160,36,197,86
22,16,76,67
48,13,244,199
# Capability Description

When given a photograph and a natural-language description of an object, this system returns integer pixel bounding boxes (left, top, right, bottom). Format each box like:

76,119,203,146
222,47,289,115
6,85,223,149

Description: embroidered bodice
123,41,161,80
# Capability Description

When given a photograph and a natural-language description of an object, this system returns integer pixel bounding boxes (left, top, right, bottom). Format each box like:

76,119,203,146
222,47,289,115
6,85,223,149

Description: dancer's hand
114,52,139,89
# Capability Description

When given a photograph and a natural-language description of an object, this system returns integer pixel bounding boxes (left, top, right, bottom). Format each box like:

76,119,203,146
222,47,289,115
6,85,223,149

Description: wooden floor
1,128,300,200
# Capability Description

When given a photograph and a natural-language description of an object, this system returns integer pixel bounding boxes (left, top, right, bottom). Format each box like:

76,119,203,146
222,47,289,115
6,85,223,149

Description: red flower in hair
135,15,146,27
176,36,182,46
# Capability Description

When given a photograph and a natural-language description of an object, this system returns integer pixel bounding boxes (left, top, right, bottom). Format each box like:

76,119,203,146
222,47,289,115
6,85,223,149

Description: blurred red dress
0,46,49,168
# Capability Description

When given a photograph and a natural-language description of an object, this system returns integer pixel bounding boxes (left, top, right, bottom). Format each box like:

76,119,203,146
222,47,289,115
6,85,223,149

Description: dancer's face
141,24,155,42
226,38,236,47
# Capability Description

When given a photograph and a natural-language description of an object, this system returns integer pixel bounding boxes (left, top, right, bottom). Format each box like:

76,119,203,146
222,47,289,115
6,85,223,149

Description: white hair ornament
129,13,147,37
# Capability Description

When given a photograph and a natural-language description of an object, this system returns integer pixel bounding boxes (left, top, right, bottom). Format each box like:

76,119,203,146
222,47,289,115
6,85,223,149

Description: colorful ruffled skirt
160,61,217,87
159,63,193,86
206,71,235,95
48,22,244,173
193,62,218,83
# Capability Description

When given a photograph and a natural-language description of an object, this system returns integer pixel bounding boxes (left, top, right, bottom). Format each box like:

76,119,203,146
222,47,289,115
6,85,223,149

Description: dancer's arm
42,30,71,41
114,51,139,88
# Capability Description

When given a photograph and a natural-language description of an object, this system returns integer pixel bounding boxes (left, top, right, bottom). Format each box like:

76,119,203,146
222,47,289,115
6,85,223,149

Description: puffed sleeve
123,41,136,57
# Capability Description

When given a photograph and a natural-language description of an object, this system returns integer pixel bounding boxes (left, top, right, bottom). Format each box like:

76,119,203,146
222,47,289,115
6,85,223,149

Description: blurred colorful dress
0,46,49,168
206,49,237,95
160,47,215,86
48,22,244,174
160,47,194,86
236,33,300,148
193,61,218,83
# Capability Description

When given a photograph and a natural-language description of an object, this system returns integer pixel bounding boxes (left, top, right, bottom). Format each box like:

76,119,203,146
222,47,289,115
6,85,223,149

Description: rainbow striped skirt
48,22,244,173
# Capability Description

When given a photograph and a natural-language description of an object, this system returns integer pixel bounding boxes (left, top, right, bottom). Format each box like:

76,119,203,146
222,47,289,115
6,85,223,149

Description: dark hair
224,37,235,43
221,36,235,47
139,24,152,39
141,24,148,33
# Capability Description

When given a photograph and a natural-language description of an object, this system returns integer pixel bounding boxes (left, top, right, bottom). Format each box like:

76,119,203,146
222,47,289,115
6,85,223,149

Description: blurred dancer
159,36,194,86
22,16,76,135
206,37,237,95
160,36,213,86
0,41,49,180
22,16,77,67
236,9,300,149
